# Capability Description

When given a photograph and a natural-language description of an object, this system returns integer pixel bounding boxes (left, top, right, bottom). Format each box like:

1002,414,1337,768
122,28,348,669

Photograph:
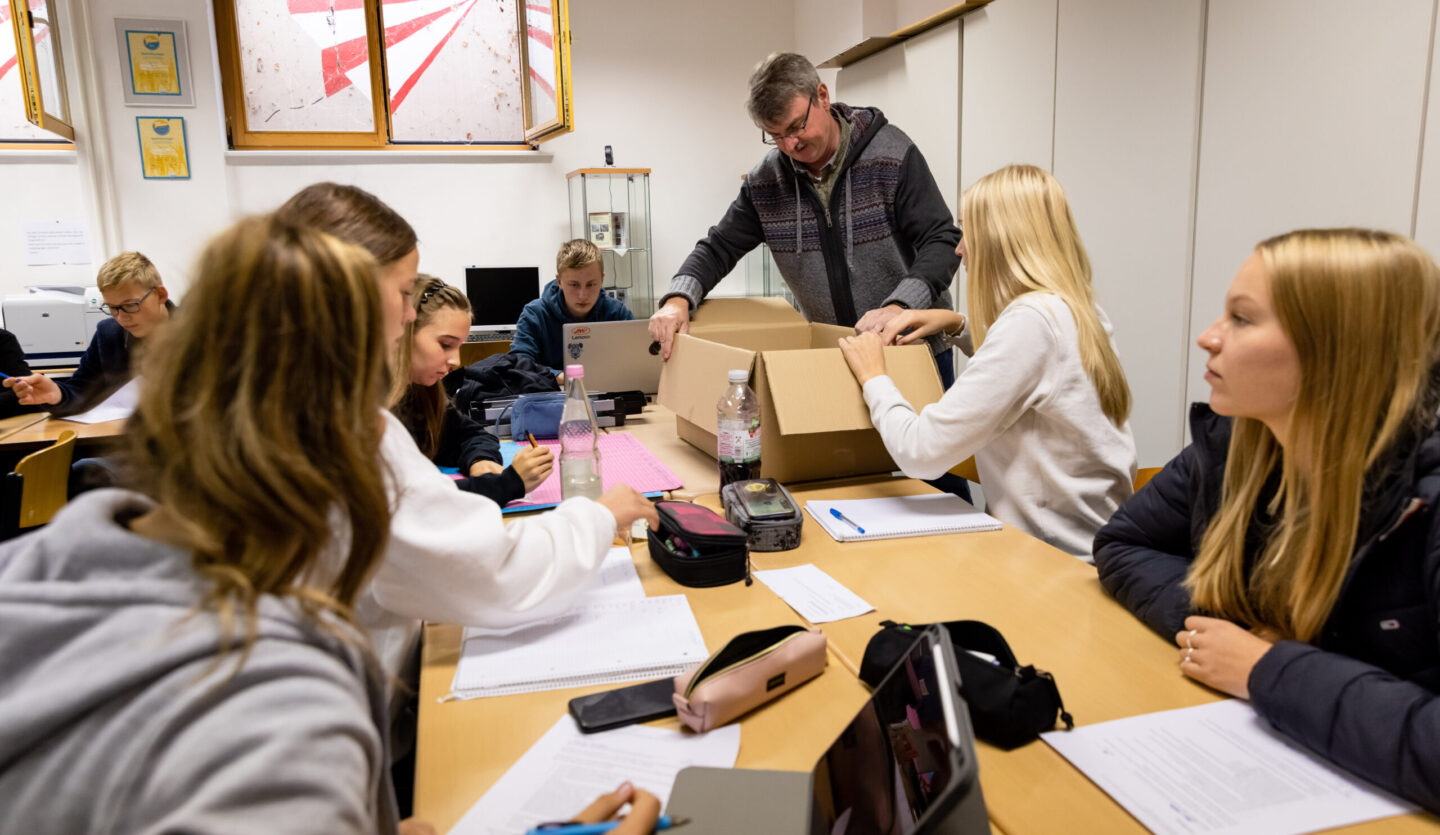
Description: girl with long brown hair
391,275,552,504
1095,228,1440,812
0,214,417,831
274,183,658,680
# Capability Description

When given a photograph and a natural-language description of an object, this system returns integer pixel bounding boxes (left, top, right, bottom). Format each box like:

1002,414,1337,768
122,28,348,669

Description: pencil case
672,624,827,733
860,619,1073,749
647,500,751,587
720,478,803,552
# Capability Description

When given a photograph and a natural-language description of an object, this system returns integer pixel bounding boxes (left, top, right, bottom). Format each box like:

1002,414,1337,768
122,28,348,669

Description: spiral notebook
449,594,709,699
806,494,1002,542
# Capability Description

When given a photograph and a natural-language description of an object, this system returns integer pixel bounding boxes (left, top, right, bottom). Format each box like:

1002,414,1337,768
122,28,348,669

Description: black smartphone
568,678,678,734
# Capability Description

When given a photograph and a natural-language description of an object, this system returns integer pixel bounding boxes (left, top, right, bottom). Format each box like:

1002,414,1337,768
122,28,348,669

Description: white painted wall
0,155,93,290
959,0,1055,189
1186,0,1436,410
1051,0,1204,466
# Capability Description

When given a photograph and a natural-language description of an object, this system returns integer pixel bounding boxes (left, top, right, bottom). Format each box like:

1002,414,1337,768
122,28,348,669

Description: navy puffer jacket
1094,403,1440,812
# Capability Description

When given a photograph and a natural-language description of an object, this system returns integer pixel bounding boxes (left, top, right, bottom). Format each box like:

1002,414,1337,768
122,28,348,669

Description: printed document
1042,699,1414,835
448,716,741,835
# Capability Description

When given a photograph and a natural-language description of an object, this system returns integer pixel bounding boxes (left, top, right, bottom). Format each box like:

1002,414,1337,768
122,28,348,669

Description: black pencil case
647,500,751,587
860,619,1073,749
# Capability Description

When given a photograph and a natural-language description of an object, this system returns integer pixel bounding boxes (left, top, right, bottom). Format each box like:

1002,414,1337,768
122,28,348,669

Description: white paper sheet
574,546,646,604
754,564,875,623
63,378,140,424
22,220,91,266
450,595,709,699
448,716,741,835
1041,700,1414,835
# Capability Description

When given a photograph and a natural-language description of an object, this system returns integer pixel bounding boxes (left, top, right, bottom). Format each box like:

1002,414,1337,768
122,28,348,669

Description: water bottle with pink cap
559,364,602,500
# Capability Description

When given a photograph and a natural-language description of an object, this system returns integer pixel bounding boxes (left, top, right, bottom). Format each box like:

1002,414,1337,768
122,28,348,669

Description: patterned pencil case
647,500,751,587
672,624,828,733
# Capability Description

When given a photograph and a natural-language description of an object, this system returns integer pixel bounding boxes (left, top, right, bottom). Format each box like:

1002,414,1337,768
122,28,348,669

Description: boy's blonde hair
556,239,604,277
97,251,162,292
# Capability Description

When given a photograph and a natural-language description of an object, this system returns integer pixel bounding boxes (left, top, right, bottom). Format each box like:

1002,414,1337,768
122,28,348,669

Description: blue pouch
508,392,567,439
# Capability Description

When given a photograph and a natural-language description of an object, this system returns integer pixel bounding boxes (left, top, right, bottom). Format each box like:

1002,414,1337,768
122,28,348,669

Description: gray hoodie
0,489,398,834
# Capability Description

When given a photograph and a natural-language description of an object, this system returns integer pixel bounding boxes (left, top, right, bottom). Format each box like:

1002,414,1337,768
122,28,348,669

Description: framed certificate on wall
136,117,191,180
115,18,194,107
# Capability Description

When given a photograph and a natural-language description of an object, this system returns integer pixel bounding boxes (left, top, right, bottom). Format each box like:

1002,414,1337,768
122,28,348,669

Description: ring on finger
1186,629,1196,650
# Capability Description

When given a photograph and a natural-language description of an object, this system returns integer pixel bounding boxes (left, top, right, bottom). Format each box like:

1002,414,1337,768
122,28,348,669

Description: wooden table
0,415,127,453
414,405,1440,834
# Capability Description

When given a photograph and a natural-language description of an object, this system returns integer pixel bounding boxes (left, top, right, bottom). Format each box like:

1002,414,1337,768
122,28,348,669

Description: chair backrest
14,430,77,529
948,456,981,483
1134,466,1163,492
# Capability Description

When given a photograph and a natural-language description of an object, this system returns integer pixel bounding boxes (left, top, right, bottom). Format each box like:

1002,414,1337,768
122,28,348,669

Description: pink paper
507,433,684,508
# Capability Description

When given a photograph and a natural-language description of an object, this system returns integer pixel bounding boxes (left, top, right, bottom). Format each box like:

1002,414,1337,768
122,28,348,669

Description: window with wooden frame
3,0,76,147
213,0,573,150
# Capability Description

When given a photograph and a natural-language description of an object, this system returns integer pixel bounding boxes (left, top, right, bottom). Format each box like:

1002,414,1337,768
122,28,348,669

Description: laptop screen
809,626,974,834
465,266,541,328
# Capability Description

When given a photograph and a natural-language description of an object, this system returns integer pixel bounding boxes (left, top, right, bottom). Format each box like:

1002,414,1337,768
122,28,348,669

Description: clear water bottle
717,368,761,489
559,364,603,501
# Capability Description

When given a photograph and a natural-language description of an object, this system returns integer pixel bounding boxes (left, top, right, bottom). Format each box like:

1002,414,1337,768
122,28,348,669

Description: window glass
233,0,376,133
382,0,523,143
522,0,559,132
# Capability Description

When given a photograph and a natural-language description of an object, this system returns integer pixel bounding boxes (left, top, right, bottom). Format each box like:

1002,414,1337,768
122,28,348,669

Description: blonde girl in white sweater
838,164,1136,558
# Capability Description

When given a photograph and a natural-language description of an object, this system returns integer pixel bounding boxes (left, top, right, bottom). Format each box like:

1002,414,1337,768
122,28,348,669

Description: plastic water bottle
717,368,761,489
559,364,603,500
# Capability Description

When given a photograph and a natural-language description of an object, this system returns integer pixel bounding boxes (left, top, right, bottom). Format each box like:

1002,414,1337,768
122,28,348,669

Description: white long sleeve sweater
359,410,616,674
862,293,1137,559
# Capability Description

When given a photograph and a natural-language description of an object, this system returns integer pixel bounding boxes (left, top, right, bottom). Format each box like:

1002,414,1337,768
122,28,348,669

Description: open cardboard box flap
762,340,944,436
687,296,804,331
656,333,755,430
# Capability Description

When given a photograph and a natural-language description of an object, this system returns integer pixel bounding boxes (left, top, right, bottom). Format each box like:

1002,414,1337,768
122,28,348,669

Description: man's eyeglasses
100,286,156,317
761,93,817,146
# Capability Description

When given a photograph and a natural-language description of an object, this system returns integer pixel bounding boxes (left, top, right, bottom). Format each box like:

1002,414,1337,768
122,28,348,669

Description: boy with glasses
4,251,175,411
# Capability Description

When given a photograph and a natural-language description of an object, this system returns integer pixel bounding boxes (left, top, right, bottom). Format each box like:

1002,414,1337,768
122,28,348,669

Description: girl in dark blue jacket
390,277,552,505
1094,228,1440,813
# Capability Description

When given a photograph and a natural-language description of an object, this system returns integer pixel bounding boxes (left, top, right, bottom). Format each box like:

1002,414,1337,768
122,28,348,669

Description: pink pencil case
672,624,827,733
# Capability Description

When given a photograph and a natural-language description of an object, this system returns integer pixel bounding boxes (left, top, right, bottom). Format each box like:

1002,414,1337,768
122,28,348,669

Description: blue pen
829,507,865,534
525,815,688,835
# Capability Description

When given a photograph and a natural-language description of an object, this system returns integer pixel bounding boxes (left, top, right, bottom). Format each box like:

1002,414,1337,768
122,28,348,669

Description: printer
2,286,106,368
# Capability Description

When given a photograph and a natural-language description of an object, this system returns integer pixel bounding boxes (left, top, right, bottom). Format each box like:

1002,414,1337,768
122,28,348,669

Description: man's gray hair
746,53,820,126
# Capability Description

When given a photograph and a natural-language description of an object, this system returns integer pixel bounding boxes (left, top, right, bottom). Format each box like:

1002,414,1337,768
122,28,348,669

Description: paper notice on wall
22,221,91,266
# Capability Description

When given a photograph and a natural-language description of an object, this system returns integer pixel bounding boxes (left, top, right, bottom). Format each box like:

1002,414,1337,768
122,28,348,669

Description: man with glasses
649,52,962,387
4,251,174,411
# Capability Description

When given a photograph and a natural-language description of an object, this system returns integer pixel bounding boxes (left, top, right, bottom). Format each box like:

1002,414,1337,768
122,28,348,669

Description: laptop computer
666,624,990,834
560,319,662,394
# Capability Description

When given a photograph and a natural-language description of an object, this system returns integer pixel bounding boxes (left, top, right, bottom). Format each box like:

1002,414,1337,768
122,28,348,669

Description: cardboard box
658,298,944,483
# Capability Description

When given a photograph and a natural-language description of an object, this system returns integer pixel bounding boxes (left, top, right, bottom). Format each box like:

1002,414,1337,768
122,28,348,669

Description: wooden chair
947,456,980,483
12,429,78,530
1134,466,1163,492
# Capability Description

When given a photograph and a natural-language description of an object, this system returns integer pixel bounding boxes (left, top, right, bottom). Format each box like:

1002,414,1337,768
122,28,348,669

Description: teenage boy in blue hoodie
509,239,634,386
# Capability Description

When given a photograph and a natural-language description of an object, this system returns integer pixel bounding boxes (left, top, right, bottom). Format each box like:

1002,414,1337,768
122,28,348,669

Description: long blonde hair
389,275,472,458
962,165,1131,425
1188,228,1440,641
124,214,393,652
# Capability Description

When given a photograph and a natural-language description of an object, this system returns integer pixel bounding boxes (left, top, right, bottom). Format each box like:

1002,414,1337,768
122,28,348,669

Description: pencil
527,432,538,449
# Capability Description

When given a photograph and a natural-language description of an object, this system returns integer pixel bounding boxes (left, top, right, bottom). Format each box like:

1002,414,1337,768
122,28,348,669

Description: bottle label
717,418,761,463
